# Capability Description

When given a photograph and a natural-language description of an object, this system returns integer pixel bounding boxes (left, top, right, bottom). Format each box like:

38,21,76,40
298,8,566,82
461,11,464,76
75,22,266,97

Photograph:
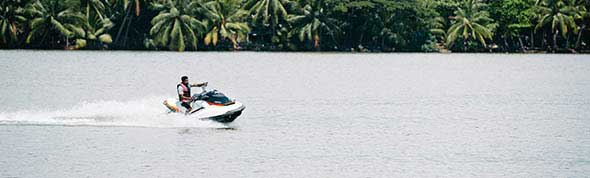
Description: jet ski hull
163,98,245,123
207,105,245,123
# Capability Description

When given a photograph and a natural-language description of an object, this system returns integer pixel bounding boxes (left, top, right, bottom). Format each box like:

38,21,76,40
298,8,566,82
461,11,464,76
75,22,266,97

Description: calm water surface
0,51,589,177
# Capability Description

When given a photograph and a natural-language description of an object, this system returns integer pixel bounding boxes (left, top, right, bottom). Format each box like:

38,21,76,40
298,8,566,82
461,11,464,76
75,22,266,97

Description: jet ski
163,85,245,123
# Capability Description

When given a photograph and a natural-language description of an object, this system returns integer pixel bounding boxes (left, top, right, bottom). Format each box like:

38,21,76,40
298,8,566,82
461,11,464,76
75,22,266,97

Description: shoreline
1,49,590,54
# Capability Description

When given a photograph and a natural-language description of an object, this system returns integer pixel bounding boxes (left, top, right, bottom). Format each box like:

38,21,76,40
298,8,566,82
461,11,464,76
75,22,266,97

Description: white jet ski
163,85,245,123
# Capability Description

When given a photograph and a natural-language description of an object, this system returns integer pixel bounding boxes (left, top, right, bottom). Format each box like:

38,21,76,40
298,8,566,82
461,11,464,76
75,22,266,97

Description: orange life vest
178,83,191,102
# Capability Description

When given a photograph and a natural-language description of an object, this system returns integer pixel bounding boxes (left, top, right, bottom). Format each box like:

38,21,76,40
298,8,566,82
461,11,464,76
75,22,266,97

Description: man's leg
181,102,192,114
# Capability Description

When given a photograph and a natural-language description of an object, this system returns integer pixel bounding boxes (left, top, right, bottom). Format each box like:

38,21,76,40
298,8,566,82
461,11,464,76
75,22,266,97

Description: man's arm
179,95,192,101
190,82,208,87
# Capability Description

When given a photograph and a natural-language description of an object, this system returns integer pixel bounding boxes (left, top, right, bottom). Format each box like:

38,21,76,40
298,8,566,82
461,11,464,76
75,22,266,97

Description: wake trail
0,96,229,128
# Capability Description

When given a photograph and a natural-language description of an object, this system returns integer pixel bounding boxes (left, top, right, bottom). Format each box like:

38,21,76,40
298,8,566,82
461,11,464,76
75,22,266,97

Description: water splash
0,96,230,128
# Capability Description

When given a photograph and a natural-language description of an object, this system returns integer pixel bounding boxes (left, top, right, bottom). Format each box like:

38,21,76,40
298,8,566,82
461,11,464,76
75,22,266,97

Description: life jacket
178,83,191,102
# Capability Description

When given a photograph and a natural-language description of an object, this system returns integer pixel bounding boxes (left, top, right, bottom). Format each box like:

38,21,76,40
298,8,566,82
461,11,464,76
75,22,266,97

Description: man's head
181,76,189,84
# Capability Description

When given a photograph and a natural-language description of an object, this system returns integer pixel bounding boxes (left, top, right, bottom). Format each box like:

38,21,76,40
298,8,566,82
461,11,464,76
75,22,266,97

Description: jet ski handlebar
191,83,209,101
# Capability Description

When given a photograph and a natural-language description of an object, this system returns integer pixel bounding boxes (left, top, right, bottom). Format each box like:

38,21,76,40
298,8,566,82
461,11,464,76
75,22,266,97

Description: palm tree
196,0,251,49
0,0,27,47
26,0,87,49
78,0,113,49
573,0,589,48
535,0,578,49
109,0,142,17
84,18,115,48
377,13,398,51
446,0,496,51
244,0,290,44
148,0,206,51
83,0,109,20
287,0,340,50
109,0,145,47
430,17,448,42
429,16,448,51
245,0,289,26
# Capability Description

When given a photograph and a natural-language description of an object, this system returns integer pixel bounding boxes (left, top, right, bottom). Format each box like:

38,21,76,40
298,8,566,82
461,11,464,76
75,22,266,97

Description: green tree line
1,0,589,52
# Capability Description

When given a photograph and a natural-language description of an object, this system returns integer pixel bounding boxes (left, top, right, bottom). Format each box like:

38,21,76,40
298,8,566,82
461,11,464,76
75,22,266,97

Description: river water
0,51,589,177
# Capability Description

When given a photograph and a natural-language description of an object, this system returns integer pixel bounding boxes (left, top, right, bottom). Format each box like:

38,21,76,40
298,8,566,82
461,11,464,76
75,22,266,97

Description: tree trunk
358,33,364,49
313,33,320,50
530,30,534,49
542,31,546,48
231,35,238,50
86,2,90,20
39,30,49,48
10,22,17,38
381,36,385,51
115,5,132,46
271,21,276,49
463,40,467,52
565,32,570,49
123,15,133,47
518,35,525,52
575,24,586,49
135,0,141,16
553,31,558,52
503,37,509,52
66,36,69,49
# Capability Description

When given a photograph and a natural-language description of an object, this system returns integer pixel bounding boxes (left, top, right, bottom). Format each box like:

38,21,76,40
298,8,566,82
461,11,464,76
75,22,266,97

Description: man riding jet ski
163,76,245,123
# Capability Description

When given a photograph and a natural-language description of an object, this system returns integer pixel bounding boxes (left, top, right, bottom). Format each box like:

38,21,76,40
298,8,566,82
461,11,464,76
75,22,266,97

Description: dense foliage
1,0,589,52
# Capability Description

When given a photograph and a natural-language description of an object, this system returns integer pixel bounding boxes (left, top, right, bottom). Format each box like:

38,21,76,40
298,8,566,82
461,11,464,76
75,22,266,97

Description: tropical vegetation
146,0,205,51
197,0,250,49
0,0,589,52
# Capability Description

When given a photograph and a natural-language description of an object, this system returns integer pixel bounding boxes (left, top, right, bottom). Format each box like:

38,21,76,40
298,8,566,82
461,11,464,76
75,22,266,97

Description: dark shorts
181,102,191,110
